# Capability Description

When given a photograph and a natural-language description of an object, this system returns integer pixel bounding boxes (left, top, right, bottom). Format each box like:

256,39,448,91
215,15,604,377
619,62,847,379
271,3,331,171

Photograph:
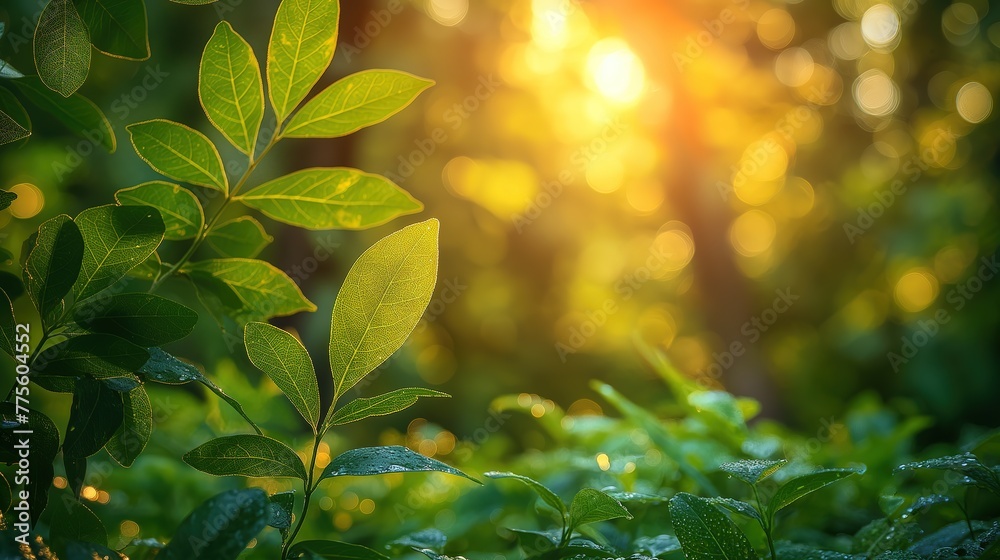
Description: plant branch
282,431,323,559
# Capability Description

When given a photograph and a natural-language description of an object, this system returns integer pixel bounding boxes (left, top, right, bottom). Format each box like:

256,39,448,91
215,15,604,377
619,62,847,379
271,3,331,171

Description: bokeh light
860,4,900,50
585,38,646,104
427,0,469,27
956,81,993,124
853,69,899,117
894,269,940,313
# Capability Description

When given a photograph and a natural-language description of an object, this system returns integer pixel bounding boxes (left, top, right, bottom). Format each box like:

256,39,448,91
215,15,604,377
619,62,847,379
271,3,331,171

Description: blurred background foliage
1,0,999,553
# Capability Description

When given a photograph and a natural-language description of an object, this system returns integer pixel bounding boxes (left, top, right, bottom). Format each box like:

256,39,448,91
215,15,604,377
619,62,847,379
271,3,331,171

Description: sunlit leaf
287,540,389,560
12,75,115,151
266,0,339,122
284,70,433,138
237,168,422,230
105,385,152,467
127,119,229,193
74,0,149,60
668,493,759,560
183,434,307,479
244,321,320,429
63,379,125,458
766,466,866,520
329,388,448,426
200,21,264,155
328,219,438,405
205,216,272,258
318,445,478,483
0,87,30,146
22,214,83,326
159,489,268,560
183,258,316,324
33,333,148,391
484,471,566,518
73,205,164,301
116,181,205,240
569,488,632,529
34,0,92,96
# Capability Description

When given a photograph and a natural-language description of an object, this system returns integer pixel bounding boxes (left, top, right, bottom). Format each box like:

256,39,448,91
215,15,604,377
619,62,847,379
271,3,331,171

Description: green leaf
484,471,566,518
33,333,148,391
169,0,217,4
0,87,31,146
116,181,205,240
766,466,866,520
284,70,434,138
127,119,229,193
0,472,10,512
569,488,632,529
183,434,306,479
12,75,115,151
200,21,264,155
244,322,320,429
0,58,24,78
63,379,125,458
0,188,17,211
287,540,389,560
49,492,107,548
328,219,438,405
22,214,83,326
127,251,162,282
267,490,294,540
718,459,787,486
776,543,864,560
237,168,422,230
0,289,11,357
668,493,759,560
65,542,126,560
104,385,152,467
205,216,272,258
329,388,449,426
895,452,1000,496
74,292,198,346
266,0,339,122
0,404,59,525
64,455,87,499
184,258,316,323
688,390,747,431
318,445,479,484
707,497,763,525
73,205,165,301
34,0,92,97
73,0,149,60
159,489,268,560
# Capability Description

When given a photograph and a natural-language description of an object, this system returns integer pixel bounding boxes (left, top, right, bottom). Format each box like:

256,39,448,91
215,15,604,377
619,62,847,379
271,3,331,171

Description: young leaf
284,70,434,138
127,119,229,194
116,181,205,240
718,459,787,486
104,385,152,467
668,493,759,560
328,219,438,405
328,388,449,426
33,333,148,391
318,445,479,484
63,379,125,458
200,22,264,155
13,75,115,151
73,205,165,301
287,540,389,560
0,289,14,357
237,168,422,230
244,321,321,430
183,434,307,479
74,293,198,346
766,466,866,520
158,489,268,560
183,258,316,323
49,492,107,548
0,87,31,146
205,216,272,258
34,0,92,97
74,0,150,60
484,471,567,518
569,488,632,529
266,0,339,122
22,214,83,326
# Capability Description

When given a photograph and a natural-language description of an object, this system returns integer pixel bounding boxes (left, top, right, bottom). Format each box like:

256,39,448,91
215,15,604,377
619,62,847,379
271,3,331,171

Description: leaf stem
753,486,777,560
282,431,323,559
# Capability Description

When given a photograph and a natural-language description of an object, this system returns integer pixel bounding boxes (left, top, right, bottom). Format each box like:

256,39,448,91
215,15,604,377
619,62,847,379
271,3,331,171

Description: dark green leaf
766,466,866,520
852,518,923,556
34,0,92,97
484,471,566,518
237,168,422,230
63,379,124,458
266,0,339,122
23,214,83,326
105,385,152,467
73,205,165,301
0,472,10,512
718,459,787,486
74,292,197,346
244,321,320,429
668,493,759,560
0,188,16,210
127,119,229,193
633,535,682,557
0,87,30,146
158,488,268,560
184,258,316,324
776,543,864,560
116,181,205,240
287,540,390,560
205,216,272,258
64,455,87,499
568,488,631,529
65,541,126,559
12,75,115,152
49,492,106,549
895,452,1000,496
318,445,479,484
34,333,148,391
0,288,15,357
200,21,264,155
329,388,448,426
0,404,59,525
268,490,294,540
73,0,149,60
707,496,763,525
183,434,306,479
